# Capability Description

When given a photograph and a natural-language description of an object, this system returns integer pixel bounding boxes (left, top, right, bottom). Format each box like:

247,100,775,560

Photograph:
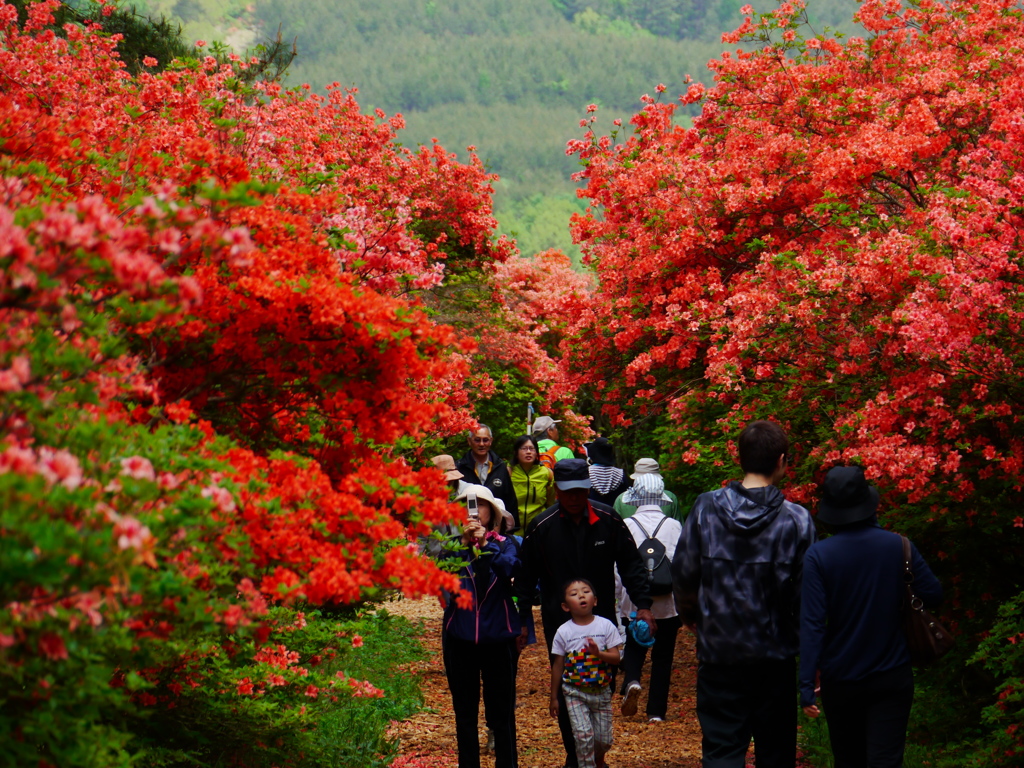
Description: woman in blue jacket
443,485,522,768
800,466,943,768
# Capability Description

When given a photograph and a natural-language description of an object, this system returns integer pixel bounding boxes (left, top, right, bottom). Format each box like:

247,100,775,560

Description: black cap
553,458,591,490
818,466,879,526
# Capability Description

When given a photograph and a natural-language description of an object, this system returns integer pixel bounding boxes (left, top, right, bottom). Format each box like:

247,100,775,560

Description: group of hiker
431,417,943,768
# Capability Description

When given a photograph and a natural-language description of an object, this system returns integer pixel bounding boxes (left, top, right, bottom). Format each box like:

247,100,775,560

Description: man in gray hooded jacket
672,420,815,768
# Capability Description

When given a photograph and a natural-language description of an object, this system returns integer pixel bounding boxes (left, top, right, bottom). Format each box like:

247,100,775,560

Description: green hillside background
129,0,861,261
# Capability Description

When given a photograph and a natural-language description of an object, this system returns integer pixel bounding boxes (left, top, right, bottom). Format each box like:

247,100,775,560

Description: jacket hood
715,481,785,535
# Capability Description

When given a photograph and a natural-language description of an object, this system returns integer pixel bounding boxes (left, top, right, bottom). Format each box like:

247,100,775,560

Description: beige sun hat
630,457,661,479
431,454,465,481
455,485,513,531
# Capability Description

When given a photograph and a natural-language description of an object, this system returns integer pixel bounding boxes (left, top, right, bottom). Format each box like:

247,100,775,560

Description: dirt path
387,598,707,768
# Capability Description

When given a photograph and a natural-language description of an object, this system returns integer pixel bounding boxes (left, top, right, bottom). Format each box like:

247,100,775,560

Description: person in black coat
456,424,520,529
800,466,943,768
517,458,655,768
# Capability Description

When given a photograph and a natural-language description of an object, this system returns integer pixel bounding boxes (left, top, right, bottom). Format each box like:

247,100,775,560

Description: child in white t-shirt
550,579,625,768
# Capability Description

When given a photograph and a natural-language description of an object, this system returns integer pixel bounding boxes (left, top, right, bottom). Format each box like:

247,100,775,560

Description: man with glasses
455,423,520,530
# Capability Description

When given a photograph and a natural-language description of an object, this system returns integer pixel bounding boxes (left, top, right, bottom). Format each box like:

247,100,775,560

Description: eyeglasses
472,437,492,444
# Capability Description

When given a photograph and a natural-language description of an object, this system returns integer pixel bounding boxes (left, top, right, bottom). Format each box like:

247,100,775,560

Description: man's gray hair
467,423,493,439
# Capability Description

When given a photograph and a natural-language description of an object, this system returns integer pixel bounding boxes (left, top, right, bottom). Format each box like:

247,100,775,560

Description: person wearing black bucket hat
584,436,630,506
800,466,943,768
816,465,882,526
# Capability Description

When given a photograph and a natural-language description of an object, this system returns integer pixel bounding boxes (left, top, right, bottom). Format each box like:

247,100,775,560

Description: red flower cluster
569,0,1024,526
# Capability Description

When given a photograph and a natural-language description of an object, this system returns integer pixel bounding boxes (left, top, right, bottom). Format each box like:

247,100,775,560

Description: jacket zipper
473,560,480,643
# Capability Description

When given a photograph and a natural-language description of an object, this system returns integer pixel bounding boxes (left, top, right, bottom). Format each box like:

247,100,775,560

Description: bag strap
627,516,669,540
900,534,924,611
627,517,651,539
900,534,913,581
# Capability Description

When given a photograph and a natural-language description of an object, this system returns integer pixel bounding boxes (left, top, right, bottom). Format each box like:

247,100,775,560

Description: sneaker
648,716,664,723
621,682,641,717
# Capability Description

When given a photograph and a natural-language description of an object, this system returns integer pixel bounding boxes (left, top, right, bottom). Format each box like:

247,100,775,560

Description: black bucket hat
584,436,615,466
817,466,879,525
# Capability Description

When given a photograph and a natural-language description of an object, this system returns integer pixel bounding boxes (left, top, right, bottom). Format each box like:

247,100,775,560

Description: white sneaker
621,682,641,716
648,716,664,723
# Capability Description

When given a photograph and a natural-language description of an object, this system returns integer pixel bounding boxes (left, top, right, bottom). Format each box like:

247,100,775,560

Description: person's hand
635,609,658,635
549,698,559,718
461,520,485,546
516,627,529,653
586,637,600,656
803,704,820,719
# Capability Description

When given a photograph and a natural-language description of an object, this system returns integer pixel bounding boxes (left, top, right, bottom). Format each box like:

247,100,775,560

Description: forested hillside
136,0,862,257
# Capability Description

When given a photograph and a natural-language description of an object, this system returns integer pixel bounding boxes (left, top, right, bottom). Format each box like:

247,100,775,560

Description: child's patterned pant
562,684,613,768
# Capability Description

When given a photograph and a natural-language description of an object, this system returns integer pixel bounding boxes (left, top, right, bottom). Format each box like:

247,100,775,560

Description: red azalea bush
461,249,594,448
568,0,1024,758
0,1,518,764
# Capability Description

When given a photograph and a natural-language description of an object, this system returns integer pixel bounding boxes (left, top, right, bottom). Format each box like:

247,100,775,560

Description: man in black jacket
518,458,656,768
455,423,519,529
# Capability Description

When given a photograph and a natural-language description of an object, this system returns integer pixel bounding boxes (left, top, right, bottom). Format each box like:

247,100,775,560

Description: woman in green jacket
509,434,555,531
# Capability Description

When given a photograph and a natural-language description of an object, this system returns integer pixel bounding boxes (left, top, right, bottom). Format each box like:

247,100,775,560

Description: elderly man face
555,486,589,518
469,426,493,462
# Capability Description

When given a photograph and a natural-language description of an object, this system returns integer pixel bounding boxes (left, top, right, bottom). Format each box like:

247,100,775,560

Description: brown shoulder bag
900,535,954,665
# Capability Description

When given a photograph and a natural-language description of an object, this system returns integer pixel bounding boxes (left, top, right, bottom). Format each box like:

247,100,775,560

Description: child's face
562,582,596,617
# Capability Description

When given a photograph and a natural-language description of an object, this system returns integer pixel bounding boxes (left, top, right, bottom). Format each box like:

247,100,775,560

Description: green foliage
550,0,861,39
935,591,1024,767
132,606,425,768
493,192,588,263
469,365,539,459
131,0,253,44
4,0,200,73
251,0,723,250
572,7,655,38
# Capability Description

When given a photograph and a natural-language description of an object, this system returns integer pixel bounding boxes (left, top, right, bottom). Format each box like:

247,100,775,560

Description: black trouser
820,665,914,768
621,614,681,719
542,608,580,768
442,634,519,768
695,658,797,768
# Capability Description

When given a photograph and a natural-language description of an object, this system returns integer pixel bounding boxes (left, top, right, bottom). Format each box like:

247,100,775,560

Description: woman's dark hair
511,434,540,467
738,420,789,476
